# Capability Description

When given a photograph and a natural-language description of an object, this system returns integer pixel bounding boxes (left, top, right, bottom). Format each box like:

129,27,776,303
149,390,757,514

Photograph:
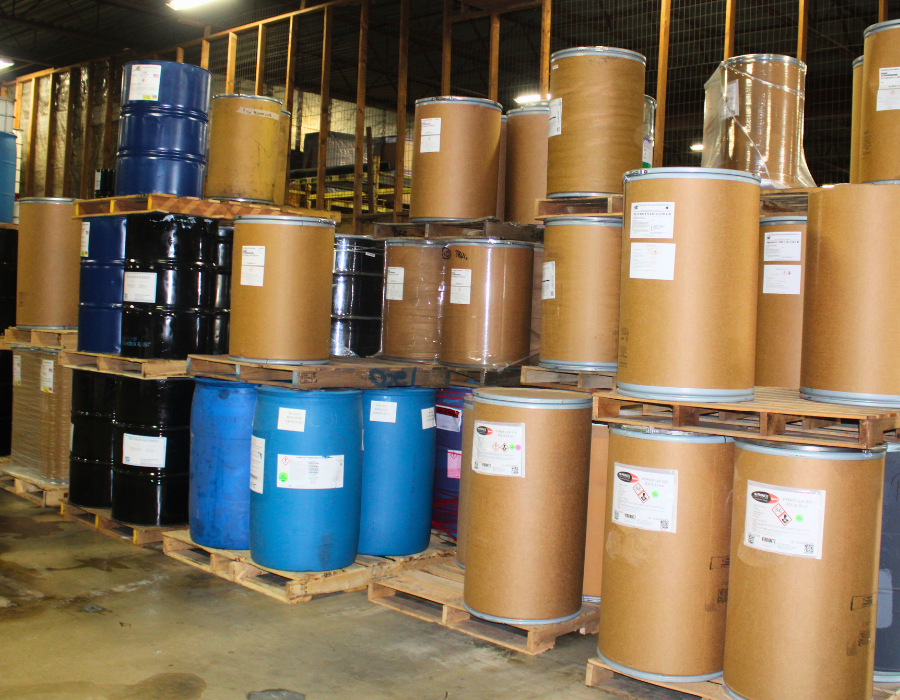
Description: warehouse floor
0,491,637,700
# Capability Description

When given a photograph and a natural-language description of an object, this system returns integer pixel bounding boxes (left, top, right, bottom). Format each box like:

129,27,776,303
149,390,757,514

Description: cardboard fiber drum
860,20,900,183
229,215,335,364
17,198,81,328
850,56,864,184
380,240,445,362
530,244,543,357
723,440,885,700
582,422,610,601
547,47,645,197
505,104,549,225
463,388,592,624
540,216,621,371
273,110,291,206
496,115,507,220
617,168,760,402
755,216,807,390
598,427,734,681
801,183,900,406
439,239,534,369
409,97,502,222
206,94,282,203
455,395,474,568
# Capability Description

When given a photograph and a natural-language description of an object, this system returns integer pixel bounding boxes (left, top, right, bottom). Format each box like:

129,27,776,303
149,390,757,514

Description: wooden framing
797,0,809,63
880,0,888,22
44,73,59,195
317,7,334,209
225,32,238,93
79,63,95,199
175,47,185,63
23,78,38,197
653,0,672,168
489,13,500,102
254,25,267,95
724,0,737,60
353,0,371,231
442,0,452,95
540,0,551,95
285,15,299,110
61,68,77,197
393,0,409,220
100,61,115,170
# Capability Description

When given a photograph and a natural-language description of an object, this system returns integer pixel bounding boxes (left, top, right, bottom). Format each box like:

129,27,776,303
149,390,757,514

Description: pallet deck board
0,466,68,508
535,195,624,220
519,365,616,392
5,327,78,350
61,501,182,546
59,350,189,378
368,562,600,655
374,219,543,243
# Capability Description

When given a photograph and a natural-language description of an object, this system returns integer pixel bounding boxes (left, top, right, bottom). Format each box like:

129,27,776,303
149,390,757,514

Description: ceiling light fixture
690,143,704,151
0,59,13,71
514,93,542,105
168,0,217,10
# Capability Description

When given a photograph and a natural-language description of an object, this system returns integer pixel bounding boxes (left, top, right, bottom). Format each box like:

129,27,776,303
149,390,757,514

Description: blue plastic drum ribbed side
189,378,257,550
359,387,437,556
0,133,14,224
78,217,127,354
250,387,363,571
115,61,211,198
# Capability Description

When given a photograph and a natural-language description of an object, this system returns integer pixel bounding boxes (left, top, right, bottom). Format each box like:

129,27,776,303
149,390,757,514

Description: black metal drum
0,228,16,456
331,235,384,357
68,369,119,508
210,225,233,355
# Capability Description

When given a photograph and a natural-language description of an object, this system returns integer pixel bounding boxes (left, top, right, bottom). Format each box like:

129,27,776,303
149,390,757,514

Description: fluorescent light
690,143,704,151
515,93,542,105
0,59,13,71
168,0,216,9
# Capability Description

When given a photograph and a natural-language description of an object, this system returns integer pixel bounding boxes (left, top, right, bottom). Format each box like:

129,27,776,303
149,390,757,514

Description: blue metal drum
0,132,15,223
877,442,900,682
432,387,473,537
78,216,126,354
359,387,437,556
189,378,257,550
250,386,363,571
116,61,211,198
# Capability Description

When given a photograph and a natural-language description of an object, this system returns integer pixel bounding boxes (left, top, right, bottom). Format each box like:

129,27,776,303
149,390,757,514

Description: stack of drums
121,214,225,359
724,440,885,700
78,217,127,354
432,387,473,537
877,441,900,683
229,215,335,364
68,370,118,508
380,239,445,361
438,239,534,370
410,97,502,221
860,20,900,183
112,377,195,526
116,61,211,198
331,236,384,357
0,228,15,455
504,103,549,225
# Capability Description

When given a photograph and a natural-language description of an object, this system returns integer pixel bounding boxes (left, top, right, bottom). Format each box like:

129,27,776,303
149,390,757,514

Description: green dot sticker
651,490,658,498
278,472,288,482
796,514,803,522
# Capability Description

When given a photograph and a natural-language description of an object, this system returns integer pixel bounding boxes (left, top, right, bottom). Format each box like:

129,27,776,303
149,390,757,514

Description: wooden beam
450,0,540,22
44,73,59,196
200,26,211,70
797,0,809,63
61,68,77,197
225,32,238,93
393,0,409,220
539,0,550,95
13,80,23,130
24,78,39,197
489,13,500,102
285,16,299,110
724,0,736,60
255,25,267,95
354,0,370,232
880,0,887,22
176,47,185,63
79,64,95,199
317,7,333,209
442,0,452,95
653,0,672,168
99,62,116,170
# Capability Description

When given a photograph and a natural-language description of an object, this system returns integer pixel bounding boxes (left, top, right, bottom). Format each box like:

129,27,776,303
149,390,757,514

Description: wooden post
100,62,115,169
285,16,299,111
653,0,672,167
442,0,452,95
797,0,809,63
724,0,736,60
317,7,333,209
176,47,185,63
225,32,238,93
255,25,267,95
61,68,77,197
200,26,211,70
79,64,95,199
44,73,59,196
354,0,370,232
393,0,409,221
489,13,500,102
880,0,887,22
24,78,39,197
13,80,23,130
540,0,551,95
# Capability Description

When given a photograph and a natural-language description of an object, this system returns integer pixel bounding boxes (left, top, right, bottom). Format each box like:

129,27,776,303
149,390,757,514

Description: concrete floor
0,490,656,700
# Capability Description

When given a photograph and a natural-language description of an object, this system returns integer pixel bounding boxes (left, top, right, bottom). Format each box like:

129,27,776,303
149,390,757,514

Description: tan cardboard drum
455,395,474,567
860,21,900,183
438,239,534,369
598,427,734,680
547,47,645,197
540,216,621,370
755,216,807,390
505,104,548,225
722,440,885,700
850,57,864,184
409,97,502,221
496,115,507,220
206,94,282,203
229,215,335,364
617,168,760,402
17,198,81,328
463,388,592,623
381,240,445,362
582,422,610,600
530,244,543,356
273,110,291,206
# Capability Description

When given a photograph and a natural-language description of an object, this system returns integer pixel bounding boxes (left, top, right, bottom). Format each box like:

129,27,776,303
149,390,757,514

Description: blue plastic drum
877,442,900,682
359,387,437,556
250,387,363,571
78,216,126,354
189,378,257,550
0,132,15,224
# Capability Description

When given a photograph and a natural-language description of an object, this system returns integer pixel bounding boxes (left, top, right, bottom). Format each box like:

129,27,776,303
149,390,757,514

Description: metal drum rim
550,46,647,66
192,376,256,391
123,59,211,76
507,104,550,116
384,238,445,247
543,216,622,227
611,425,734,444
723,53,807,70
415,96,503,111
865,19,900,37
759,215,807,225
624,167,762,185
644,95,657,107
442,238,535,249
213,93,283,107
597,651,723,684
473,387,592,409
18,197,76,203
853,56,865,69
362,387,438,397
735,438,886,459
233,215,336,227
255,385,363,399
869,180,900,185
616,381,755,403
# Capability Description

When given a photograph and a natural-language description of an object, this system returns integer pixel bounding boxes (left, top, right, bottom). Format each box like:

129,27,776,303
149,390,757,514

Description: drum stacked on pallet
331,235,384,357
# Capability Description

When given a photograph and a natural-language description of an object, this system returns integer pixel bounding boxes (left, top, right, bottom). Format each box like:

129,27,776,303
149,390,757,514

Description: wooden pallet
60,501,183,547
4,327,78,350
760,187,815,215
448,364,525,388
520,365,616,392
0,222,17,230
0,466,68,507
73,193,339,223
368,562,600,655
163,529,455,604
593,386,900,449
535,194,624,220
374,218,543,243
187,354,450,389
59,350,189,378
585,658,900,699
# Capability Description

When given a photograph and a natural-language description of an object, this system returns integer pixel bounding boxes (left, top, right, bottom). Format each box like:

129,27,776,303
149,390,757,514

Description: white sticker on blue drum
128,64,161,101
276,454,344,490
250,436,265,494
370,400,397,423
277,407,306,432
421,407,436,430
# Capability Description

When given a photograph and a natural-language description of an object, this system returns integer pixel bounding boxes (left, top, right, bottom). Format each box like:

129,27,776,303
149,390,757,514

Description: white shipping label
450,268,472,305
370,400,398,423
420,134,440,153
611,463,678,533
548,97,562,137
472,421,525,478
763,231,802,261
40,359,54,393
630,202,675,239
629,242,676,281
421,407,436,430
880,67,900,89
128,64,162,101
386,266,405,301
420,117,441,136
541,261,556,300
436,405,462,432
122,433,167,468
744,480,826,559
276,454,344,490
242,245,266,266
762,264,802,295
241,265,265,286
877,88,900,111
123,272,158,303
642,138,653,166
447,449,462,479
250,436,265,494
81,222,90,257
726,80,739,116
235,106,280,121
12,355,20,386
277,407,306,432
